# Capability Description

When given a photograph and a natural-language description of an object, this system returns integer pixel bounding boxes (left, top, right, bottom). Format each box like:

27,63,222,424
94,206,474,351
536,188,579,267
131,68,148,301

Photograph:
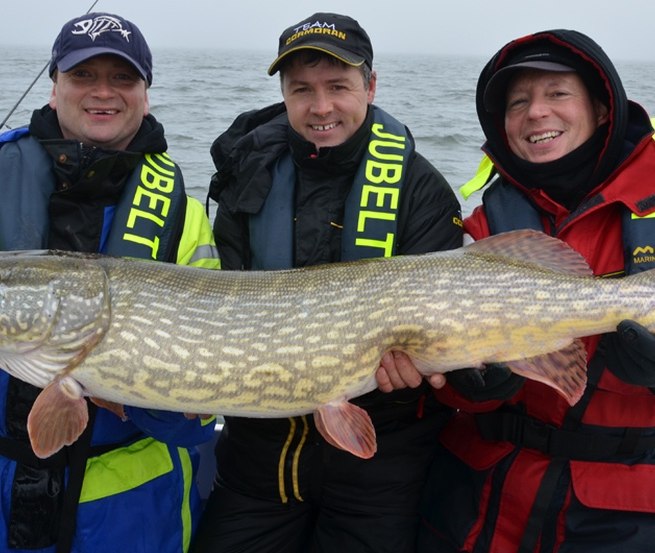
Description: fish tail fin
507,339,587,405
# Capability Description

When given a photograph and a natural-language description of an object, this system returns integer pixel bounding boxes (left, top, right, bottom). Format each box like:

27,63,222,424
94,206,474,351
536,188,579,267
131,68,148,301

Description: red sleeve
463,205,491,240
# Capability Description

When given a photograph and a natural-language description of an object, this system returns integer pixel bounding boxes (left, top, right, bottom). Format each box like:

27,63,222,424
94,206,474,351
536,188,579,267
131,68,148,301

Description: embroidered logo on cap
286,20,347,46
72,15,131,42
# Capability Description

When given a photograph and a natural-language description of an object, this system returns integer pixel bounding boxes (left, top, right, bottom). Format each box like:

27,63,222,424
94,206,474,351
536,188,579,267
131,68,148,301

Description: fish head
0,251,111,388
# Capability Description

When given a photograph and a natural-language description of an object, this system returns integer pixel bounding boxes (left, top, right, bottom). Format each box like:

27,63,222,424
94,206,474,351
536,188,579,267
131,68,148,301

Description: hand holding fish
90,397,127,420
91,397,212,421
605,319,655,387
446,364,525,402
376,351,446,392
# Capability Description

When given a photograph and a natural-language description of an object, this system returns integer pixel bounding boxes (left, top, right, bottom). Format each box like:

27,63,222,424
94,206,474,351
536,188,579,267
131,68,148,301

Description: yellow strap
277,418,296,503
291,415,309,502
79,438,173,503
178,446,194,552
459,154,495,200
200,415,217,426
651,116,655,140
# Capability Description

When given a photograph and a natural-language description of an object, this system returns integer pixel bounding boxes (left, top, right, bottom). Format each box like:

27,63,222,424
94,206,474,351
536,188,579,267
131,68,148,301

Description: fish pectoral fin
314,401,377,459
27,377,89,459
506,339,588,406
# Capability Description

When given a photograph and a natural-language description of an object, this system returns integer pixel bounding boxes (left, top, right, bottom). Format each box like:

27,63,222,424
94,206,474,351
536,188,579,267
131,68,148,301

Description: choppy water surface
2,46,654,217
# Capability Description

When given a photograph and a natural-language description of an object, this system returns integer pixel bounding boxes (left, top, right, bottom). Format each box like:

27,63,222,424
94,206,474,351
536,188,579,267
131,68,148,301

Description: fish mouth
528,130,562,144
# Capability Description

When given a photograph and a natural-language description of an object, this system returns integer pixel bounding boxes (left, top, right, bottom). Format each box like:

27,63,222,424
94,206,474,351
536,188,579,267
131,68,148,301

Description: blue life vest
482,179,655,275
0,132,186,261
0,130,197,553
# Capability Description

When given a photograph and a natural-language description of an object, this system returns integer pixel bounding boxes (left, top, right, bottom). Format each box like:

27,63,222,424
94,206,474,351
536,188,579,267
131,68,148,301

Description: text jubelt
249,106,413,269
0,134,186,262
0,132,187,549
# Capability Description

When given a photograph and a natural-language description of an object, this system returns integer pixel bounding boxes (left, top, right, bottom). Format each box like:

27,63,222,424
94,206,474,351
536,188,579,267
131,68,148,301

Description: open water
2,46,655,217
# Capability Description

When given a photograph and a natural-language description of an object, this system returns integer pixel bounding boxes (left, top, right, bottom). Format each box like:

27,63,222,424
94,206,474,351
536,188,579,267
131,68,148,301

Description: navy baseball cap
49,12,153,85
268,12,373,76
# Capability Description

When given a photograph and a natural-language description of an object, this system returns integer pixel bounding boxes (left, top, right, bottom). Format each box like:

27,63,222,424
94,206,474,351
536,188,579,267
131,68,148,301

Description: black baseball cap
49,12,153,85
483,43,606,113
483,49,575,113
268,12,373,76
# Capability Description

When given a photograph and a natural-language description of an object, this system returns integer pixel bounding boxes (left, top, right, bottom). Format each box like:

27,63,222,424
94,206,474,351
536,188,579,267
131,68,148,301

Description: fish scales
91,256,420,415
3,230,655,458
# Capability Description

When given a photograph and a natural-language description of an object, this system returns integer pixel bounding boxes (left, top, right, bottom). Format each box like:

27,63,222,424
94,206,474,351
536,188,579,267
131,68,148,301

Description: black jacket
206,102,462,501
210,103,462,269
29,105,172,253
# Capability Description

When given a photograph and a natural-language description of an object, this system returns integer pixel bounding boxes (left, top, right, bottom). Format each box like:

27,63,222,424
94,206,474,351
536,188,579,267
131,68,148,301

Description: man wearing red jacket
403,29,655,552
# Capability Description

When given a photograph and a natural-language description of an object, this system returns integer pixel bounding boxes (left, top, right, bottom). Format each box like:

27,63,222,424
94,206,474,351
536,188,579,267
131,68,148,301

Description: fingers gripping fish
1,230,652,460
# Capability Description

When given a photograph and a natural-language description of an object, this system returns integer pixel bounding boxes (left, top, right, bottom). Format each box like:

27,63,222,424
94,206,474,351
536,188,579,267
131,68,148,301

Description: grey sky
2,0,654,62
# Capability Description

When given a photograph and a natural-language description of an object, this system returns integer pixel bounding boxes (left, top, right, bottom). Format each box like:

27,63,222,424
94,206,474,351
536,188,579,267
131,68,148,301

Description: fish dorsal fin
464,229,593,277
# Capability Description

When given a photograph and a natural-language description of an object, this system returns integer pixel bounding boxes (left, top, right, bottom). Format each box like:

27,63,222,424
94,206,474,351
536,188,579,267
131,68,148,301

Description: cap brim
55,46,149,82
483,61,574,112
267,44,366,75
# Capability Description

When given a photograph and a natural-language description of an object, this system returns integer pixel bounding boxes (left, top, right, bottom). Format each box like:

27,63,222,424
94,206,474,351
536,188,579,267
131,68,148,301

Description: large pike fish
1,230,652,460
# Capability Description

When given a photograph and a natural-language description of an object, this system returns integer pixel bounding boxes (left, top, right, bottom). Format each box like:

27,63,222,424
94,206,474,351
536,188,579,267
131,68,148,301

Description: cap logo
72,15,131,42
521,53,549,61
286,20,346,46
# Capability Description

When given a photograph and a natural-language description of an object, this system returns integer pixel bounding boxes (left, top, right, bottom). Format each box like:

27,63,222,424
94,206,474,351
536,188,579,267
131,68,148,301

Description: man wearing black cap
0,12,219,553
194,12,462,553
414,30,655,553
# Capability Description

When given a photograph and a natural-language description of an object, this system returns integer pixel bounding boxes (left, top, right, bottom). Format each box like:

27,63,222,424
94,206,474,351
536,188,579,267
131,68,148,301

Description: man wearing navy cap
193,12,462,553
47,12,153,152
0,12,219,553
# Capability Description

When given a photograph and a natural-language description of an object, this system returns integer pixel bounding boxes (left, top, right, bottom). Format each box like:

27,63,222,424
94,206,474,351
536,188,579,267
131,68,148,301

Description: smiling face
504,69,608,163
281,55,376,150
49,54,149,151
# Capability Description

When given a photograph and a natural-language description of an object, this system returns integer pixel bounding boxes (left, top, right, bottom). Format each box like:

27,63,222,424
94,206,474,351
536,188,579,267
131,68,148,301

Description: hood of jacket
477,29,653,203
208,102,290,214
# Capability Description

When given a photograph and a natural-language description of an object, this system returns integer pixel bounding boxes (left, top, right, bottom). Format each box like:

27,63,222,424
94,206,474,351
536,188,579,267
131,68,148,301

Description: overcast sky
2,0,654,62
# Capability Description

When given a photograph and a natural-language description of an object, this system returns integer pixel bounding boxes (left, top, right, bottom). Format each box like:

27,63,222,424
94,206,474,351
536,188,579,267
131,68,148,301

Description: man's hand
605,319,655,387
184,413,215,420
90,397,127,421
446,363,524,401
376,351,446,392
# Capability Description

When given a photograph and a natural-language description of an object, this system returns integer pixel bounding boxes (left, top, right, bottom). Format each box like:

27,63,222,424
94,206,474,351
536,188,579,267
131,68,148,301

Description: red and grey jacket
432,28,655,552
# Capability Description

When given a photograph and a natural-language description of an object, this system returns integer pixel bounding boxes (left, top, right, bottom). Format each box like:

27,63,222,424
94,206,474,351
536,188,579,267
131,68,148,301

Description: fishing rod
0,0,101,130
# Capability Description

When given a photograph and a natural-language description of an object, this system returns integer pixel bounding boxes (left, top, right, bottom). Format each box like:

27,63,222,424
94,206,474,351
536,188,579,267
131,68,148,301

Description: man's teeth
88,109,117,115
312,122,337,131
529,131,560,143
